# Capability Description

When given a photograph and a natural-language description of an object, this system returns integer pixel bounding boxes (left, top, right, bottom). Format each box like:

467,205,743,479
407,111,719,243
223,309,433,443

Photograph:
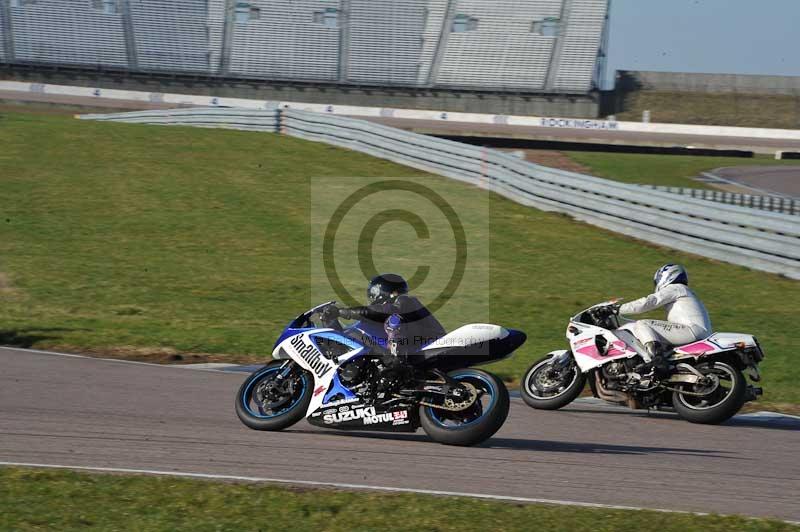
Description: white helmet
654,264,688,291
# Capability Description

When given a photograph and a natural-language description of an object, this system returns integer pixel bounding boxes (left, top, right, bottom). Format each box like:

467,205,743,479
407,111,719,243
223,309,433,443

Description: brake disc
420,382,479,411
257,378,296,411
535,369,570,393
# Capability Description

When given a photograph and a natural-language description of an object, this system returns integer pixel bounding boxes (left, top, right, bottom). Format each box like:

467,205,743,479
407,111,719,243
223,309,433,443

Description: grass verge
1,467,795,532
564,151,800,188
0,110,798,404
613,91,800,130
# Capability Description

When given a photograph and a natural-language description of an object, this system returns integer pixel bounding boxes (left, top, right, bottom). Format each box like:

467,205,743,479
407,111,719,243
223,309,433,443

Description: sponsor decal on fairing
290,335,333,377
323,406,409,426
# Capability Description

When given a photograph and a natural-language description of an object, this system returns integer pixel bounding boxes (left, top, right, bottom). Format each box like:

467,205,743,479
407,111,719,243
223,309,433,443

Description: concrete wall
618,70,800,95
0,64,600,117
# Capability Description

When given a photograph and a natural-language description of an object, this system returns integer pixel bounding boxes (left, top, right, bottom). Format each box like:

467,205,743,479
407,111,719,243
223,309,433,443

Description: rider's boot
638,342,672,380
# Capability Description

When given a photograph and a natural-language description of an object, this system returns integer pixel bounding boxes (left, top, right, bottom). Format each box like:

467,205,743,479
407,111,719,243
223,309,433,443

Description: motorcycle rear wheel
235,361,312,431
671,361,746,425
520,354,586,410
420,369,509,446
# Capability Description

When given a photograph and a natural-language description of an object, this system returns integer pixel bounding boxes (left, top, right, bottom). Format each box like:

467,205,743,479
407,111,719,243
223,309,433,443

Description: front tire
235,361,312,431
520,354,586,410
420,369,509,446
672,361,746,425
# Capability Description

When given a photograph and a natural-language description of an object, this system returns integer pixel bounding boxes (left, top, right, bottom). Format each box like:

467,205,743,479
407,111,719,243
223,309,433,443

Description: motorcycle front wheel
671,361,746,425
520,354,586,410
235,361,312,431
420,369,509,446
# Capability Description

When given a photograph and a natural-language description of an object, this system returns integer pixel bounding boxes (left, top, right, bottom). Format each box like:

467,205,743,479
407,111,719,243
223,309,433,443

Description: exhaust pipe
594,373,629,405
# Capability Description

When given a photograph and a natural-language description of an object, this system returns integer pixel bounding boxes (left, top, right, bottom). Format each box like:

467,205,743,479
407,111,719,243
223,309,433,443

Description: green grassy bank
0,110,797,404
2,468,794,532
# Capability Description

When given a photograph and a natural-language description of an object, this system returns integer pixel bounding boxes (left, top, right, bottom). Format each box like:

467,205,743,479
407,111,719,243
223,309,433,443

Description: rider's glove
338,308,356,320
320,305,340,322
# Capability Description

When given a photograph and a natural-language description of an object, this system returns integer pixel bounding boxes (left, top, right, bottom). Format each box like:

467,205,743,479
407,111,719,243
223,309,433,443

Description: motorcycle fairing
272,327,367,417
673,332,758,357
307,401,418,432
322,369,358,404
272,301,338,351
272,328,316,356
569,324,641,372
422,324,509,351
570,324,761,372
417,324,527,371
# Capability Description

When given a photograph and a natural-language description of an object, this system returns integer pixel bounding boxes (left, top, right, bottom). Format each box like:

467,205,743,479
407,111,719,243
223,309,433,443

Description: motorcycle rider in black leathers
321,273,445,364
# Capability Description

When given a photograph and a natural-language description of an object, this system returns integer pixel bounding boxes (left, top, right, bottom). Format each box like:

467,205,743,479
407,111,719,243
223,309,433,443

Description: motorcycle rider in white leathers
618,264,712,376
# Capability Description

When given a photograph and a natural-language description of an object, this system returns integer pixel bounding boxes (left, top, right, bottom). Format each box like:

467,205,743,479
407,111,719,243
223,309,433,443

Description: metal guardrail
641,185,799,216
79,107,282,132
78,108,800,280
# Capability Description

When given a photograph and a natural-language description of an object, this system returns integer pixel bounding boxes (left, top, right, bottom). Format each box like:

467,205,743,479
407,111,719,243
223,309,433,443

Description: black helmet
367,273,408,305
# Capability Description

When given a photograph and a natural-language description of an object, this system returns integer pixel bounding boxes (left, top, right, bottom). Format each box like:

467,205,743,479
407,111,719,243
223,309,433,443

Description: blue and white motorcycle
235,302,526,446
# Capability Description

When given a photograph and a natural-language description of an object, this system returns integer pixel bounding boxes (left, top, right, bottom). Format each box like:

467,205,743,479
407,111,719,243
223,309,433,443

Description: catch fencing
78,107,800,280
641,186,799,216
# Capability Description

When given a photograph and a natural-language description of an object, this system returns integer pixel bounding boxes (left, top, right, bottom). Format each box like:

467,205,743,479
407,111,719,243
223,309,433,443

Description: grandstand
0,0,609,115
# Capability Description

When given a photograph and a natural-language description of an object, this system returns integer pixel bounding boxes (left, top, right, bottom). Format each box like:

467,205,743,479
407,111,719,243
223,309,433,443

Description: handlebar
590,304,617,318
585,304,622,329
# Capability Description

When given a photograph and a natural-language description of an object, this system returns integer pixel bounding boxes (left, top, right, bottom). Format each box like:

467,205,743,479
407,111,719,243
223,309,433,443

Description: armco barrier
78,107,282,132
77,108,800,280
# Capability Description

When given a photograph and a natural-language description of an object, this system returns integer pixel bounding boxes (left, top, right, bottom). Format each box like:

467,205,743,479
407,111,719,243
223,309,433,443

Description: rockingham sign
538,117,619,130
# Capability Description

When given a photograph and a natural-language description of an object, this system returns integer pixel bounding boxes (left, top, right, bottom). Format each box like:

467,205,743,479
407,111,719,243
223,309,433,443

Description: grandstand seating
0,0,609,94
129,0,210,73
206,0,225,73
416,0,448,84
10,0,128,67
436,0,563,90
347,0,426,85
228,1,341,81
551,0,608,91
0,5,7,62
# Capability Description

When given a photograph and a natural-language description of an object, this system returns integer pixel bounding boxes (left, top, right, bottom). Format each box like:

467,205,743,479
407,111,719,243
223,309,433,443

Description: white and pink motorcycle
520,300,764,424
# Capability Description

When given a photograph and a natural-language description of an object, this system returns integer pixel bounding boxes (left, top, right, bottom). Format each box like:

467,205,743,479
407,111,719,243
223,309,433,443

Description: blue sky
603,0,800,88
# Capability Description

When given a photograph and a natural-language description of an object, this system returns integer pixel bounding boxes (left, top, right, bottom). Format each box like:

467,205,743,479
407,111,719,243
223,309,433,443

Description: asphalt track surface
709,166,800,198
2,347,799,522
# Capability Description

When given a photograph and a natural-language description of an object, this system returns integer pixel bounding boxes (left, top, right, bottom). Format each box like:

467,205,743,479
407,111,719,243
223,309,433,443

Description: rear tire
420,369,509,446
672,361,746,425
235,361,312,431
520,354,586,410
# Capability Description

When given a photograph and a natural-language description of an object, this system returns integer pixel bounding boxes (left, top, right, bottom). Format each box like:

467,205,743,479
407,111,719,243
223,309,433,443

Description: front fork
550,350,575,371
278,359,295,378
261,360,296,393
